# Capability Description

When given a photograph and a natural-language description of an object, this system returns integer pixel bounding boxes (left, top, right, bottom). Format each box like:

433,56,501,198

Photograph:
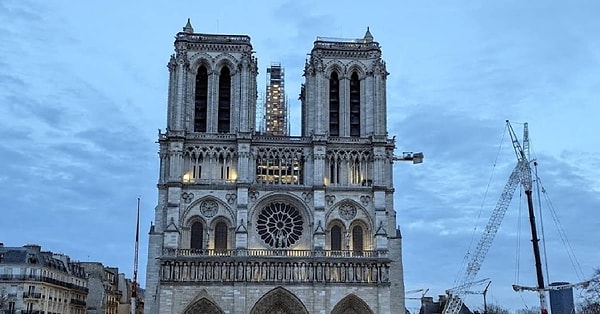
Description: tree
474,303,510,314
0,288,7,312
515,307,540,314
579,268,600,314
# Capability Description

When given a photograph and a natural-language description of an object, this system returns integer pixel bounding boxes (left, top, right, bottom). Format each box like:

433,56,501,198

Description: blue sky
1,0,599,312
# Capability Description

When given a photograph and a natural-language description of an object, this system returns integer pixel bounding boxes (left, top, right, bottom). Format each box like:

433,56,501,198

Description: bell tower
165,19,258,134
301,27,388,138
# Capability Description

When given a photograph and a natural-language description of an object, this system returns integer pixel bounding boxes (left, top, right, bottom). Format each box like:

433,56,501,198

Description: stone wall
159,283,391,314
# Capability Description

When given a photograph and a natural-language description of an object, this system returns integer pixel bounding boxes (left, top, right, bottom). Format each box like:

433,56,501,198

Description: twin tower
145,20,405,314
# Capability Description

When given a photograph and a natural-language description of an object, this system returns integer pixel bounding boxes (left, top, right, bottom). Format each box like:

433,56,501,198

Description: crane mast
443,121,546,314
131,198,140,314
508,122,548,313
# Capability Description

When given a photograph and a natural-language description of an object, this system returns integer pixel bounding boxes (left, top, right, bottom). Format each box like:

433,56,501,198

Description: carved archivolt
323,60,368,79
249,287,309,314
182,196,234,227
182,298,224,314
331,294,374,314
188,52,215,73
325,199,373,231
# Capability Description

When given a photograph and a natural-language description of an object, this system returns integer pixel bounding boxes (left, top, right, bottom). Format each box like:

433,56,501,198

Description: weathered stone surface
145,21,404,314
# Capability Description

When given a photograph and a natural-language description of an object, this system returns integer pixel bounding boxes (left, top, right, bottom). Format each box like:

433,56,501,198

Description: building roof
0,244,86,278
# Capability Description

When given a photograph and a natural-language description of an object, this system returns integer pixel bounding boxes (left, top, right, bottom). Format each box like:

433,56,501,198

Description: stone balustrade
162,248,389,259
159,259,390,285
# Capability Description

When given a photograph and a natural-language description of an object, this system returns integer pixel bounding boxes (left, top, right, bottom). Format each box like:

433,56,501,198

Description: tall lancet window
190,221,204,250
214,221,228,251
352,225,363,254
331,225,342,251
329,72,340,136
194,65,208,132
218,67,231,133
349,72,361,137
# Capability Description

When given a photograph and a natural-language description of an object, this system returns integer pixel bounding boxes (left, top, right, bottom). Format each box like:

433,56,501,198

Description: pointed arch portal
182,297,224,314
250,287,309,314
330,294,374,314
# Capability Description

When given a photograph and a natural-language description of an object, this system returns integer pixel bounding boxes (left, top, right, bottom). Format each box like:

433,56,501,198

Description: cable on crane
514,188,523,285
454,124,508,287
534,162,551,284
537,176,586,281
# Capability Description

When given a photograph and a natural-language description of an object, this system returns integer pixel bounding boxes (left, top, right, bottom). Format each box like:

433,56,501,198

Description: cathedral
144,19,406,314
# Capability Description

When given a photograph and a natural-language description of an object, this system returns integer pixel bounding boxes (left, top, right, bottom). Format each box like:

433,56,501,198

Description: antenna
131,198,140,314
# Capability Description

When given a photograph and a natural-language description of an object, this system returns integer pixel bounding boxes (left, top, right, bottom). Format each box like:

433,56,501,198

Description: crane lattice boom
442,161,527,314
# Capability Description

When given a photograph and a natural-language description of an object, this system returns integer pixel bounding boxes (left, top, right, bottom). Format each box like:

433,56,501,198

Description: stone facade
0,244,88,314
144,20,405,314
78,262,121,314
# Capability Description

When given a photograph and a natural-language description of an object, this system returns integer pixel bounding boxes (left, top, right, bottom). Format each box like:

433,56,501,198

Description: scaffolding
265,63,288,135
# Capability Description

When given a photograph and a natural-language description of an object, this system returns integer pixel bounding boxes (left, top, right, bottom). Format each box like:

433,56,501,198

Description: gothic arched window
352,225,363,254
191,221,204,250
217,67,231,133
349,72,361,137
331,225,342,251
215,221,228,251
329,72,340,136
194,65,208,132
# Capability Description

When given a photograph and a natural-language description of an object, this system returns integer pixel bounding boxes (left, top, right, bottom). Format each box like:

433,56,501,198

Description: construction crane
393,151,424,164
443,121,539,314
405,288,430,300
131,198,141,314
512,280,591,293
463,280,492,314
445,278,491,312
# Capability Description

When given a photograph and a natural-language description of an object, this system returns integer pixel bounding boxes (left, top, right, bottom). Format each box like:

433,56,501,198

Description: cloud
1,1,599,310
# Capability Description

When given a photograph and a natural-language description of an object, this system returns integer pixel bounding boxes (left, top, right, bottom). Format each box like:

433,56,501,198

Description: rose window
256,202,304,248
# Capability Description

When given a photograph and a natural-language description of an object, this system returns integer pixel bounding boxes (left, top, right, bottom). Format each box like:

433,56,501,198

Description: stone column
173,44,188,131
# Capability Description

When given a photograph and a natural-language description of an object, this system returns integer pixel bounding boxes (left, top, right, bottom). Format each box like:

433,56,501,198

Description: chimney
23,244,41,252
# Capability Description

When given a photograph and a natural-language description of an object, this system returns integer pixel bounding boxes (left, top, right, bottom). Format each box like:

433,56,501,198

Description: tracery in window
256,202,304,248
326,149,371,186
255,147,304,185
219,156,234,181
183,146,236,183
194,65,208,132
